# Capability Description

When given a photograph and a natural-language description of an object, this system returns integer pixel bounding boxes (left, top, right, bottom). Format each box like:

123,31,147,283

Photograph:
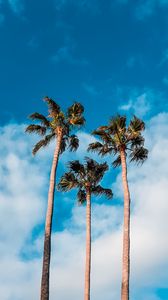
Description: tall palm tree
25,97,85,300
58,157,113,300
88,115,148,300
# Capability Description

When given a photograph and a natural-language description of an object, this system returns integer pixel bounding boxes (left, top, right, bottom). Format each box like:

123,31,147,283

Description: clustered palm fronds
88,115,148,167
58,157,113,203
25,96,85,155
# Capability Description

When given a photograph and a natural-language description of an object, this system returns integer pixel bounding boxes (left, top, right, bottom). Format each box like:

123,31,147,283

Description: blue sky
0,1,168,299
1,0,168,126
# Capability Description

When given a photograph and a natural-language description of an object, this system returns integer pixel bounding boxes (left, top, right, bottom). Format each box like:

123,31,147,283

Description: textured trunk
84,190,91,300
40,128,63,300
120,148,131,300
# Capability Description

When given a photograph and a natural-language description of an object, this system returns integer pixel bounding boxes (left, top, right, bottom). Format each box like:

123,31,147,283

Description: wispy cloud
0,13,4,24
51,37,88,65
55,0,100,14
159,48,168,66
82,83,99,96
8,0,24,15
119,91,151,117
118,88,167,118
115,0,168,19
27,37,39,49
163,77,168,86
126,56,136,68
135,0,168,20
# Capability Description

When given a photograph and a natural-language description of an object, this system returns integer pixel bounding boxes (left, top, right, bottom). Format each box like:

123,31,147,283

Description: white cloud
119,92,151,117
0,114,168,299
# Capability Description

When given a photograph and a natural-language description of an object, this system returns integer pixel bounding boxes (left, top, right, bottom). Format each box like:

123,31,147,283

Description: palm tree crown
88,115,148,166
58,157,113,202
25,96,85,155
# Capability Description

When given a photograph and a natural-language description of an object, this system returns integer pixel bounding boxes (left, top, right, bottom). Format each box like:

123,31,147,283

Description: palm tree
25,97,85,300
88,115,148,300
58,157,113,300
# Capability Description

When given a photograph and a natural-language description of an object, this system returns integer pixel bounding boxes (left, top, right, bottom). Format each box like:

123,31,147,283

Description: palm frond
69,116,85,126
87,142,104,152
68,160,85,174
85,157,97,172
99,145,116,156
129,147,148,164
112,155,121,168
128,116,145,134
77,189,86,205
68,135,79,151
25,124,46,135
92,185,113,199
58,172,78,191
68,102,85,126
28,113,50,127
60,137,67,154
32,133,55,155
43,96,60,114
129,135,145,148
98,125,109,131
93,162,109,184
50,112,65,129
92,130,111,143
67,102,84,117
109,115,126,134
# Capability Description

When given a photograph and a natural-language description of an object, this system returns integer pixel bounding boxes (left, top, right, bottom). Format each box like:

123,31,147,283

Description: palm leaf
29,113,50,127
92,185,113,199
77,189,86,205
58,172,78,191
92,130,111,142
32,133,55,155
68,160,85,174
99,145,116,156
128,116,145,134
60,137,67,154
109,115,126,134
43,96,60,114
67,102,84,117
129,135,145,148
68,102,85,126
93,162,109,184
129,147,148,164
112,155,121,168
25,124,46,135
85,157,97,173
87,142,103,152
68,135,79,151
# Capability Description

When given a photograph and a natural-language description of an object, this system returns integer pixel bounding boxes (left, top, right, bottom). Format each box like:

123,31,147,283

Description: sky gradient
0,1,168,299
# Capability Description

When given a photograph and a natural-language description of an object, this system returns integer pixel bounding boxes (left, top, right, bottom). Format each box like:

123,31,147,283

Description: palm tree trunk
120,148,131,300
40,128,63,300
84,189,91,300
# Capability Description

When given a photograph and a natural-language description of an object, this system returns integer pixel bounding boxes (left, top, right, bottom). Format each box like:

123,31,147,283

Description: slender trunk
40,128,63,300
84,190,91,300
120,148,131,300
